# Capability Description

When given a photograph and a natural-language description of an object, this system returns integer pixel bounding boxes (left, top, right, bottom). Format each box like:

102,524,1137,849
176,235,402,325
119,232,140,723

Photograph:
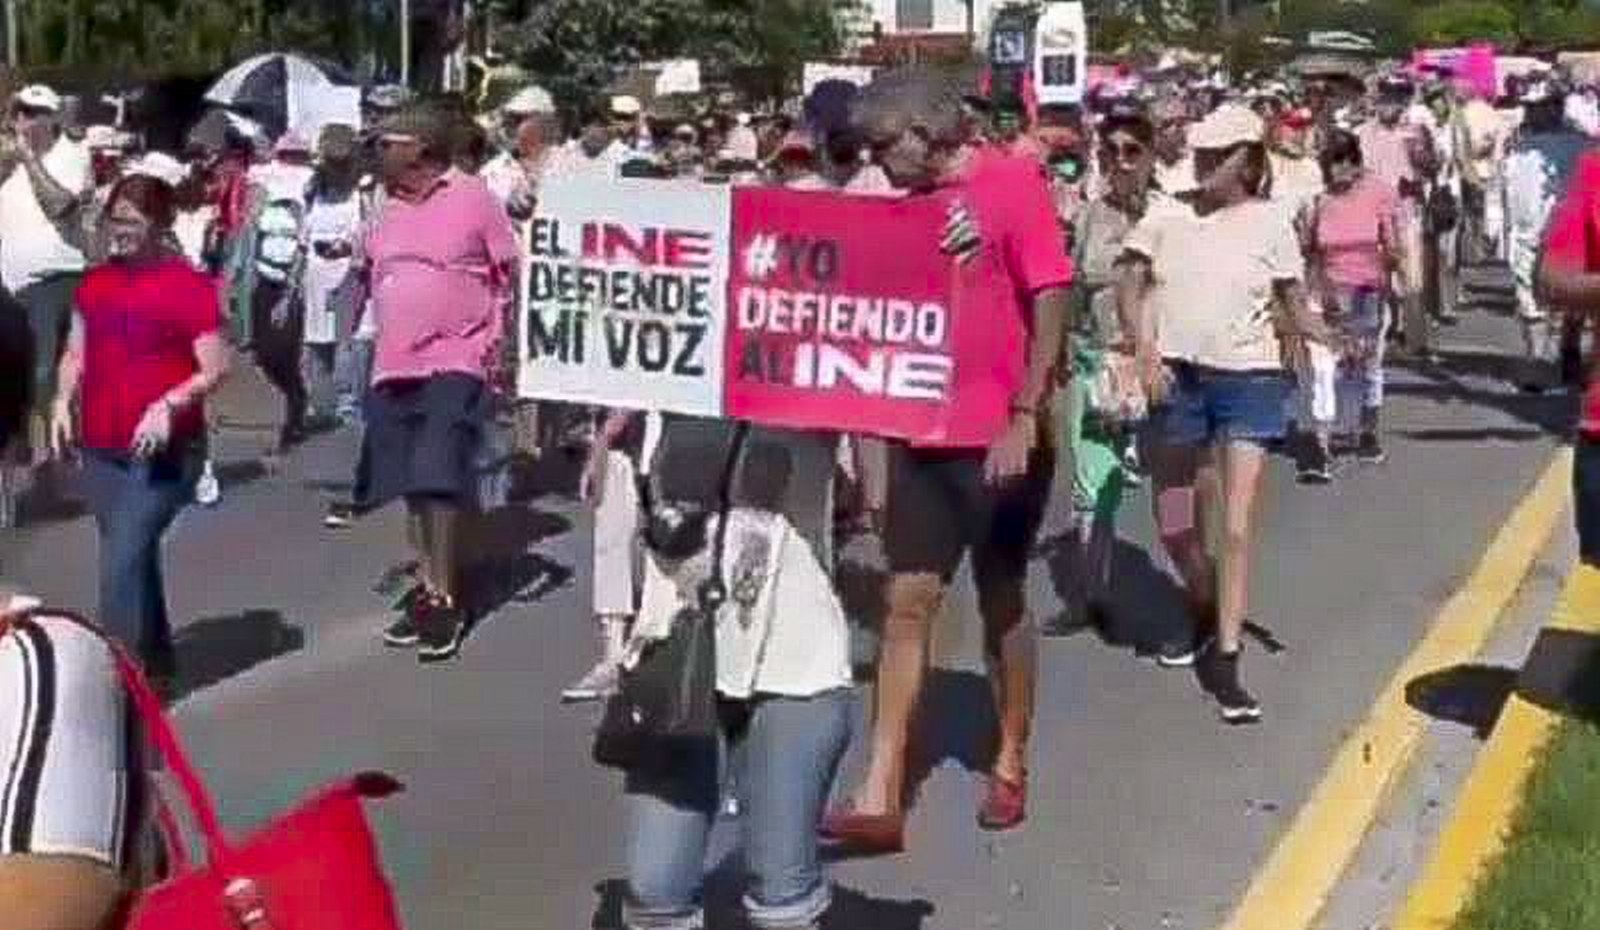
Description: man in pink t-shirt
821,70,1073,849
357,103,518,662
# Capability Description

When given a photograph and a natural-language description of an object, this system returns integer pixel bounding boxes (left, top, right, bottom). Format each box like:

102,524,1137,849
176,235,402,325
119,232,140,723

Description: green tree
1278,0,1417,56
1410,0,1517,47
501,0,859,111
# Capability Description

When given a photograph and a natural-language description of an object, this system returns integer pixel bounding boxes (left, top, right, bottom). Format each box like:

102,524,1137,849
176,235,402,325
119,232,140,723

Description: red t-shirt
75,257,221,452
1540,151,1600,436
928,147,1075,447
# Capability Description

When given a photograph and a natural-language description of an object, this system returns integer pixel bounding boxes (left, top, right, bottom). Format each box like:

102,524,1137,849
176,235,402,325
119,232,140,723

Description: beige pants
0,854,124,930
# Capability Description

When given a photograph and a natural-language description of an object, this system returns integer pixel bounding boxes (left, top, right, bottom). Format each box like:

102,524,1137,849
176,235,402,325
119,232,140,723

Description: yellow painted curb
1218,447,1572,930
1390,563,1600,930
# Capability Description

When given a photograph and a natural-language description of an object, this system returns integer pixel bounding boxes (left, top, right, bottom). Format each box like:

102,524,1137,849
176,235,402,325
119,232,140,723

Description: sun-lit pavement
0,271,1575,930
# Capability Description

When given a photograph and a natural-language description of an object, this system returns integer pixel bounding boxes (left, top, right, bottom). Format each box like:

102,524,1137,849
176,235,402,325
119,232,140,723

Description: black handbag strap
697,421,750,613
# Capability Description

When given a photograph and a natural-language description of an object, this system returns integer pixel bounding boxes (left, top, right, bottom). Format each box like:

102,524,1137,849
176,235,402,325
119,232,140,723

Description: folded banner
519,178,968,442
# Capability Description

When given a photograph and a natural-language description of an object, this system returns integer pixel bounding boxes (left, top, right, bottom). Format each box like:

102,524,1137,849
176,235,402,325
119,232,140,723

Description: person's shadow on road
1038,535,1194,657
461,504,575,627
168,608,305,703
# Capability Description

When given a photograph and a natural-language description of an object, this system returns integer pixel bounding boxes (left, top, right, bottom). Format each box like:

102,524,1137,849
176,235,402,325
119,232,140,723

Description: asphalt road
0,276,1573,930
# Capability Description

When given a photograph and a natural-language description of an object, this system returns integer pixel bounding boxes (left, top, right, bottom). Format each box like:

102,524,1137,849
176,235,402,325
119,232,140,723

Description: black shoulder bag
591,420,749,773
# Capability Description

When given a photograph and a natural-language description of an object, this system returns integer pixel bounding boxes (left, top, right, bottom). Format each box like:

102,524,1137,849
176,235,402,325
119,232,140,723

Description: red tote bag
1,612,407,930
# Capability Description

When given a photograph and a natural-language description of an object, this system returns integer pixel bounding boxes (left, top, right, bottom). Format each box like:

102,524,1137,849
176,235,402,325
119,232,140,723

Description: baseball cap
125,152,189,187
13,84,61,114
502,86,556,117
1188,103,1264,150
610,95,642,119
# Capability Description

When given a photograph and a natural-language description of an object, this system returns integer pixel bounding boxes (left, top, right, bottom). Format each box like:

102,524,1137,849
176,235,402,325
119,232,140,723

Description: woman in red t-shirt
47,174,231,675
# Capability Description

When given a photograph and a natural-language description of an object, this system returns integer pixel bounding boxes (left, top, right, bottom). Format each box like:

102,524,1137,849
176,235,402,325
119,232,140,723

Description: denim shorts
1149,362,1290,447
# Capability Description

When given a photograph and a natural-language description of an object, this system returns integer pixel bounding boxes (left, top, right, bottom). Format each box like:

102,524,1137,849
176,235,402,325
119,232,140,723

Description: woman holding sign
1118,105,1329,724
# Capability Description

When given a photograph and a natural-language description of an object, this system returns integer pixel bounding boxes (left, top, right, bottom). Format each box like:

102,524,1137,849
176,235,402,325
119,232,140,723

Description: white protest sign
803,62,876,95
653,59,702,96
519,178,730,417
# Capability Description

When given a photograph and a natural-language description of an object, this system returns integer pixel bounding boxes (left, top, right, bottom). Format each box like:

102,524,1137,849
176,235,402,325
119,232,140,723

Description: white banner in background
519,178,731,417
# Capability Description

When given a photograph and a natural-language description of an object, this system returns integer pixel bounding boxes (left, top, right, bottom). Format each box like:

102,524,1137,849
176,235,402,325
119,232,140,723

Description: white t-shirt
630,428,851,699
541,140,631,183
0,138,91,292
172,205,217,271
299,192,362,344
1124,197,1304,372
246,161,314,204
1155,153,1196,195
1270,151,1325,219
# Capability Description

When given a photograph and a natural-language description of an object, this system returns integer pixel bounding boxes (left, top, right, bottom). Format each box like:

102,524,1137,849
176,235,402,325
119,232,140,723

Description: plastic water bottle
196,460,221,507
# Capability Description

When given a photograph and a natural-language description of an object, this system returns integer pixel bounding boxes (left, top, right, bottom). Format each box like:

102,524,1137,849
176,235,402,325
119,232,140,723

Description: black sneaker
1156,604,1216,668
1296,438,1333,485
382,614,420,648
1198,644,1262,724
1355,432,1387,465
416,598,465,663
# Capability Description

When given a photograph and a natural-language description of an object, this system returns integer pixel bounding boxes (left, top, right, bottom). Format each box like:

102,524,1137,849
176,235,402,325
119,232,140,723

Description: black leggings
250,279,307,431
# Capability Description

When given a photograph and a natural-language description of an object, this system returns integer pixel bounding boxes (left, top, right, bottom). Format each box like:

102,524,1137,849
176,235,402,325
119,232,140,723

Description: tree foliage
500,0,860,110
1411,0,1518,46
14,0,379,76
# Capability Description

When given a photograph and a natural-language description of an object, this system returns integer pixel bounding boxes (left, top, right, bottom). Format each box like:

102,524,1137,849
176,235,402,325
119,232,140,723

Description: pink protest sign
1412,44,1497,99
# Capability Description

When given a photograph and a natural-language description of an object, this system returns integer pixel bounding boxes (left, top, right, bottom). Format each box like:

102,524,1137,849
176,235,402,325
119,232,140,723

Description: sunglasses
12,106,51,120
1101,140,1146,160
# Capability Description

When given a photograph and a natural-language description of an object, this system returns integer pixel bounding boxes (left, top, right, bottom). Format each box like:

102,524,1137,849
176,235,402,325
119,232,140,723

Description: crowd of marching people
3,48,1600,930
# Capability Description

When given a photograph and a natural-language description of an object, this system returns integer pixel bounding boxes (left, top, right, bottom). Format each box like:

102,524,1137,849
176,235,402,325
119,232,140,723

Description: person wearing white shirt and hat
1121,103,1328,722
481,85,558,219
0,84,93,522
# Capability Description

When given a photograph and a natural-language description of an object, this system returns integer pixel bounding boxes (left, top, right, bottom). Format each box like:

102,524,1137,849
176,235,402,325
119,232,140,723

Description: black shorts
358,373,489,509
881,441,1054,581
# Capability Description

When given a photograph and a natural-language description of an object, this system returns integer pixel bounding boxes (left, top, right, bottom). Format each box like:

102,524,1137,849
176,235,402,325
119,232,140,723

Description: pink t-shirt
364,170,519,385
1314,175,1399,290
929,148,1074,448
1356,122,1421,195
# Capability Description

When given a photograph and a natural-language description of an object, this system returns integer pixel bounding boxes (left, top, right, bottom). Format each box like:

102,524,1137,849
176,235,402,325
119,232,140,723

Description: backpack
253,197,305,284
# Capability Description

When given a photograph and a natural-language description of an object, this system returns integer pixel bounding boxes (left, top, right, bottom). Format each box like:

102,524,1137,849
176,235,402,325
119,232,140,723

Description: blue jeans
624,690,851,930
79,448,199,667
334,336,374,423
1149,362,1290,447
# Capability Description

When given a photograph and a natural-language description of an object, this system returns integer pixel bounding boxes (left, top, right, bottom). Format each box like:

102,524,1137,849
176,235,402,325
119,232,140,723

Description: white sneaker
195,461,221,507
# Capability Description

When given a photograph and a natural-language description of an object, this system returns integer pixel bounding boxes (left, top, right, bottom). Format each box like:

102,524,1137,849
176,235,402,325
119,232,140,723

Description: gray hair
852,67,975,148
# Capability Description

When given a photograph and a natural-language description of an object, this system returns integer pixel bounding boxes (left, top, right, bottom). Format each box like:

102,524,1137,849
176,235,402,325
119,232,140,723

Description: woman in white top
299,125,364,425
1120,104,1328,724
618,420,851,930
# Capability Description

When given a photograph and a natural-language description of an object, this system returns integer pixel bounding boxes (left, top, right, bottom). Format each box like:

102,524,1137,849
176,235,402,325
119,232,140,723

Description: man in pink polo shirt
822,70,1073,850
358,102,518,662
